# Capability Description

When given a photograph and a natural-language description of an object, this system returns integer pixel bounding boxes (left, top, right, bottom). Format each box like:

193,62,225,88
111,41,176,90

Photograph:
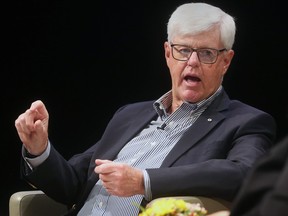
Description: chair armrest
195,196,231,213
9,190,68,216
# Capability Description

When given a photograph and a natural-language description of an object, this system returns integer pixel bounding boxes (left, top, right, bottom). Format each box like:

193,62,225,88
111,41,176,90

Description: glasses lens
172,45,191,61
197,49,217,64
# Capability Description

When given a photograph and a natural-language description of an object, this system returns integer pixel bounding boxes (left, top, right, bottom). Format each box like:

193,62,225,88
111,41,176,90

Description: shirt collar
153,85,223,118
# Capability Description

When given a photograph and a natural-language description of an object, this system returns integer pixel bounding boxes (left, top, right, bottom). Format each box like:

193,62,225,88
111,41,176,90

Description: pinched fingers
15,109,39,134
15,100,49,154
15,100,49,136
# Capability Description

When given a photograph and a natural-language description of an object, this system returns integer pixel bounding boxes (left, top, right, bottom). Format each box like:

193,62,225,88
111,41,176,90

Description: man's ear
222,49,234,75
164,41,171,59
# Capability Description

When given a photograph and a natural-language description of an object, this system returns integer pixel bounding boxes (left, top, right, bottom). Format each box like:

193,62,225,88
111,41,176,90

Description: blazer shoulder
116,100,156,113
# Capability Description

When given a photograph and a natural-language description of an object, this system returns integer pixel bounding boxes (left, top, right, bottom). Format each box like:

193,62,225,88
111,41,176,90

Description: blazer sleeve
147,101,277,202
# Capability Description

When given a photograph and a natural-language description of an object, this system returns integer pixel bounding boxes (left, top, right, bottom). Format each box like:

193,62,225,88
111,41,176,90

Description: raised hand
15,100,49,156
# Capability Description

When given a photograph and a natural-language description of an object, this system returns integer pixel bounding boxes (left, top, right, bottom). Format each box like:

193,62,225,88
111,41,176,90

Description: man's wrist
24,149,39,158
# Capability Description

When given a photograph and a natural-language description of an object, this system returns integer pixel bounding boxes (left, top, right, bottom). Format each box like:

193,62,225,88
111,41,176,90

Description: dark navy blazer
21,89,277,215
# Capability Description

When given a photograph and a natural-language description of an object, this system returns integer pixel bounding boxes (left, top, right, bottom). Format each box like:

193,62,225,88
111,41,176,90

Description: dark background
1,0,287,215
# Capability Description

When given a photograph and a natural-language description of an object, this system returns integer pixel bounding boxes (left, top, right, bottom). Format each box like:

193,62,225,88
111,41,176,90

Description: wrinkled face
164,28,234,106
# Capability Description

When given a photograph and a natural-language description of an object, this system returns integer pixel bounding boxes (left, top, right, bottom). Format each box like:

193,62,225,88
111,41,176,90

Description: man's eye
179,48,191,55
200,49,213,56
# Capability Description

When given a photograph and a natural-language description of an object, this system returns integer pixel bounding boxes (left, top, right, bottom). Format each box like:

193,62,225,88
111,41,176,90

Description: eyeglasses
170,43,227,64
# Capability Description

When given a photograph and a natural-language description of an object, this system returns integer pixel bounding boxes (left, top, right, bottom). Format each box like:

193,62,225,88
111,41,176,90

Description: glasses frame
170,43,227,64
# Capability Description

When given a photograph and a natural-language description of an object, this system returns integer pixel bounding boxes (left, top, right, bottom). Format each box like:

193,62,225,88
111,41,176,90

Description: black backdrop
1,0,287,215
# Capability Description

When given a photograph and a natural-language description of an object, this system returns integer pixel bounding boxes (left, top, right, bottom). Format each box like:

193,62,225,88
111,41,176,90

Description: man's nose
187,51,200,65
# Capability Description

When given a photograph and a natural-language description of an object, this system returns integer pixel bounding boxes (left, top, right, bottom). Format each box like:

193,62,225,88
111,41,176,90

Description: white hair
167,2,236,49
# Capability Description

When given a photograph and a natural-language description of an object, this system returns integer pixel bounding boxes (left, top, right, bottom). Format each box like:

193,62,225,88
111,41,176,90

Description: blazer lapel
161,91,230,167
101,106,157,159
85,103,157,190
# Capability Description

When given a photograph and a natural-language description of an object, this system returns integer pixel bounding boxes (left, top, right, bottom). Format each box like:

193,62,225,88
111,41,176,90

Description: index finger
95,162,120,174
30,100,48,120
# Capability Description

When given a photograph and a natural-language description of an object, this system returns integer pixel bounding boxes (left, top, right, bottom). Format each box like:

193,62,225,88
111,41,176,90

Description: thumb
34,119,46,134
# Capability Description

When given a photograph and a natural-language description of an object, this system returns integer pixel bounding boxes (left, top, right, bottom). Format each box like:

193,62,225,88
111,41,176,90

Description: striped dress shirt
77,87,222,216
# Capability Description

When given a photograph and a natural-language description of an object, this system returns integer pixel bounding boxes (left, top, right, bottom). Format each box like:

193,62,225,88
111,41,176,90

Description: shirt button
99,201,103,208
